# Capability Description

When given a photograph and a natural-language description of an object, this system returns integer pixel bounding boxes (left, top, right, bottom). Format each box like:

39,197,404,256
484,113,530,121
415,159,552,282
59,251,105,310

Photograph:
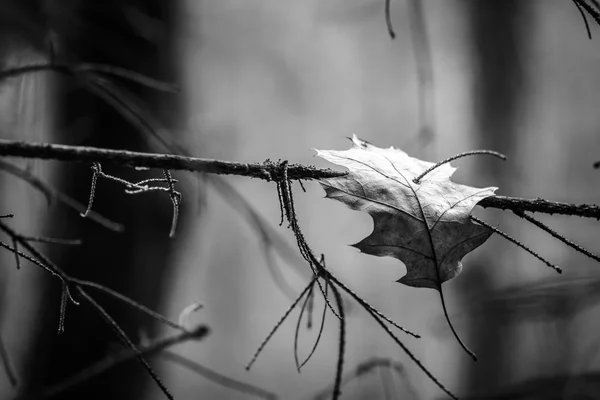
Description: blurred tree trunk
0,2,57,398
15,2,184,399
459,0,532,395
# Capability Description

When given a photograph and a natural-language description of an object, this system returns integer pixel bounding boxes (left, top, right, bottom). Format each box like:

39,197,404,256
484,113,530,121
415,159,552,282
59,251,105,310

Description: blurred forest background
1,0,600,399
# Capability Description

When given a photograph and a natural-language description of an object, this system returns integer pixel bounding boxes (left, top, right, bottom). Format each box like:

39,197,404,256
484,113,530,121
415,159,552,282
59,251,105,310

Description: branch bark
1,139,599,219
0,140,345,181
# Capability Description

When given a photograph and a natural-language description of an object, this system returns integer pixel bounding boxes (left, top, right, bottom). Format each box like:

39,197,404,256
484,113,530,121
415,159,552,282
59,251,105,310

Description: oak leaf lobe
316,135,497,291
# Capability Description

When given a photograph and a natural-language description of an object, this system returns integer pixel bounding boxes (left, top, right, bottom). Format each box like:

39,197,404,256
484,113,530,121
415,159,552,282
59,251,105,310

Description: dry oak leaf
316,136,498,291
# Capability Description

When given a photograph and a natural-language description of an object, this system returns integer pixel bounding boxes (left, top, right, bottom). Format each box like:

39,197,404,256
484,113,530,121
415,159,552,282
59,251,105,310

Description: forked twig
246,277,317,371
0,220,187,399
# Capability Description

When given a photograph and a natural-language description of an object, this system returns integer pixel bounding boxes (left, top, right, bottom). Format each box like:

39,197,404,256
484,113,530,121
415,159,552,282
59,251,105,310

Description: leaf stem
439,288,477,361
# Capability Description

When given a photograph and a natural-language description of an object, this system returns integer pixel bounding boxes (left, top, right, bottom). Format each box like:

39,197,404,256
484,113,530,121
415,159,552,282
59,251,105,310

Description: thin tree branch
0,140,345,181
2,140,600,219
477,195,600,219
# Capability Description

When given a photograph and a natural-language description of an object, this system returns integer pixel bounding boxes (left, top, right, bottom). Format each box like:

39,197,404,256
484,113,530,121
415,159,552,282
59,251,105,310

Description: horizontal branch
0,140,345,181
1,140,599,219
478,196,600,219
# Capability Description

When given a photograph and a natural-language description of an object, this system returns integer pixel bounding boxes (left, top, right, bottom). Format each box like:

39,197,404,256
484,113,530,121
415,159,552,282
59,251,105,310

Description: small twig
324,270,420,339
72,279,188,332
11,237,20,269
0,214,13,218
329,284,346,400
80,163,100,218
178,303,203,329
57,283,69,334
76,288,174,400
364,306,458,400
298,180,307,193
573,0,593,38
306,285,315,329
298,283,329,371
163,169,180,238
513,210,600,263
385,0,396,39
277,167,342,320
0,240,62,280
413,150,506,184
246,277,317,371
21,236,82,246
471,215,562,273
439,287,476,361
574,0,600,29
294,283,315,371
1,221,187,333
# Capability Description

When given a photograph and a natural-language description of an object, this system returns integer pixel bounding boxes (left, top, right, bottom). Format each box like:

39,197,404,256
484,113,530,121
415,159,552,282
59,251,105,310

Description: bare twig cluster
243,162,457,400
0,218,187,399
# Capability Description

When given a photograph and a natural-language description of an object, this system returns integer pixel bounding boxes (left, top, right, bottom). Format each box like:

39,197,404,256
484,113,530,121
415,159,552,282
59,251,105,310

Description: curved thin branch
385,0,396,39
